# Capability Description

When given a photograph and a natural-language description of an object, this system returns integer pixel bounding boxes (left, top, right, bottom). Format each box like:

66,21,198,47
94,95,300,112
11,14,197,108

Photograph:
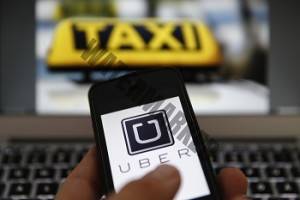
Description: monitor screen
35,0,269,115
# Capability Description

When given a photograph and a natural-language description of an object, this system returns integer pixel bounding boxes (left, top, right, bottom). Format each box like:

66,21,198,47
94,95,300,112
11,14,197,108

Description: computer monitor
0,0,299,117
0,0,35,113
35,0,270,115
269,0,300,114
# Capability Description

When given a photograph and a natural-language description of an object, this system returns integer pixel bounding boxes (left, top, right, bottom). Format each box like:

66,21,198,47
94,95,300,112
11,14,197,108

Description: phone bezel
89,69,220,200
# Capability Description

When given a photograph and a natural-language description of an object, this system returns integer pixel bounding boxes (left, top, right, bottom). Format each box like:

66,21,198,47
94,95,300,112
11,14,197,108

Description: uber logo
121,110,174,155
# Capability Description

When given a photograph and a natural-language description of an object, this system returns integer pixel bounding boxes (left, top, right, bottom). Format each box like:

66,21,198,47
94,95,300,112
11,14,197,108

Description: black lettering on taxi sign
47,18,221,69
72,22,201,51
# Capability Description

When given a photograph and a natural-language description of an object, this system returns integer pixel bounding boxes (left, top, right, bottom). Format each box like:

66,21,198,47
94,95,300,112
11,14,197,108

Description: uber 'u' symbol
121,110,174,155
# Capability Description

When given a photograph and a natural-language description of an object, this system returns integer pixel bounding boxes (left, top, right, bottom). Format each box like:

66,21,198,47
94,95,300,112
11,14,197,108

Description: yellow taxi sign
47,18,222,69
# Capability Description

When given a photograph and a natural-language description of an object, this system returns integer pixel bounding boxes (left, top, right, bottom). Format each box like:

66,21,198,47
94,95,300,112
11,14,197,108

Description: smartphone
89,69,220,200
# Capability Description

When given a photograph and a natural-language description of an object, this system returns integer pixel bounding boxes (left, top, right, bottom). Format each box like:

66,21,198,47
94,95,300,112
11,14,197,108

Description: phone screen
101,96,211,199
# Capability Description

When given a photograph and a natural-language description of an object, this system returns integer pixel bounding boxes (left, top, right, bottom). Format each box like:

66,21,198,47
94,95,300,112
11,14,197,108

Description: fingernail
148,165,180,188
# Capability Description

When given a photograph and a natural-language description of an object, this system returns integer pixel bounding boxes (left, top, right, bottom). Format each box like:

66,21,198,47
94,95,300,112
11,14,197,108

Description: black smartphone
89,69,220,200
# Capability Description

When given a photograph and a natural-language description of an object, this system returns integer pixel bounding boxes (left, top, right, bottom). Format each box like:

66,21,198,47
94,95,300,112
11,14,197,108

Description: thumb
109,165,181,200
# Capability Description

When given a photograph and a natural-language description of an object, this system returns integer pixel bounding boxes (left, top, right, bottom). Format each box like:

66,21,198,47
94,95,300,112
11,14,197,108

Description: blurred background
36,0,269,115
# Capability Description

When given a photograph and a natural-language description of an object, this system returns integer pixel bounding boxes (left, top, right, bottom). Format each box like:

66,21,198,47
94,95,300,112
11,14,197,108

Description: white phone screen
101,97,211,200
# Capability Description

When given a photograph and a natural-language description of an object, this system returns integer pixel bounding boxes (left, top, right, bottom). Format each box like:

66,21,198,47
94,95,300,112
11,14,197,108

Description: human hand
55,147,248,200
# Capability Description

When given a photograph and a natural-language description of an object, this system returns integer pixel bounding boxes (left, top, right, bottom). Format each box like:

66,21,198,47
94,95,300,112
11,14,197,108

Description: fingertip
145,165,181,194
112,165,181,200
217,168,248,200
145,165,181,182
